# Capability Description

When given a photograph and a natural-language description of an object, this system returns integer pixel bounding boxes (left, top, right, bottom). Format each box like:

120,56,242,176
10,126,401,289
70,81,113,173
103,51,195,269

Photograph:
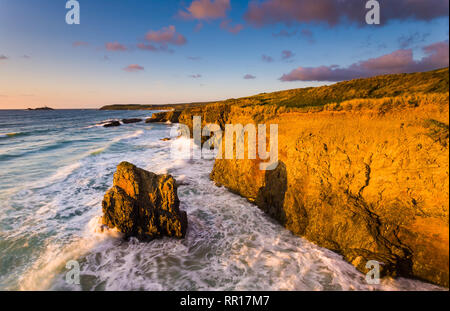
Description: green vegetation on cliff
101,68,448,111
234,67,449,108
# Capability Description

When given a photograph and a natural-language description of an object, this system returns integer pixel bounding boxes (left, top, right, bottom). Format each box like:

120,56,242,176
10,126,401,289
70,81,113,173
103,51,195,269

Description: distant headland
99,102,213,111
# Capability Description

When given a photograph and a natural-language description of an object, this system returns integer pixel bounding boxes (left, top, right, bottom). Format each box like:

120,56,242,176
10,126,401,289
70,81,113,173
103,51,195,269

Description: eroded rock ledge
102,162,188,240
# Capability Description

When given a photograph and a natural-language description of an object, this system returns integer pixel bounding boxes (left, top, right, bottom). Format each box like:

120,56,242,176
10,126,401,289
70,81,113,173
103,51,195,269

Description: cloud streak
144,25,187,46
106,42,128,51
137,43,174,53
245,0,449,27
0,55,8,60
280,41,449,82
73,41,89,48
123,64,144,72
244,74,256,79
180,0,230,20
138,26,187,53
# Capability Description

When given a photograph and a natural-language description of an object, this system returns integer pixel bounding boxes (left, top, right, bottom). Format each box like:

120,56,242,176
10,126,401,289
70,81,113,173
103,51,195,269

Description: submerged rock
122,118,143,124
103,121,121,128
102,162,188,240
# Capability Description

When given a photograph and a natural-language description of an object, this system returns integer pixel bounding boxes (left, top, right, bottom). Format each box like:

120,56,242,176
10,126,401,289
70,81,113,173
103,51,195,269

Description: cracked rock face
204,95,449,287
145,111,181,123
102,162,188,240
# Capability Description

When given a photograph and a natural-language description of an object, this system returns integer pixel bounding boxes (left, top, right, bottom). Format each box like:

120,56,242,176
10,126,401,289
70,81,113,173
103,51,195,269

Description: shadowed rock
102,162,188,240
122,118,143,124
146,111,181,123
103,121,121,128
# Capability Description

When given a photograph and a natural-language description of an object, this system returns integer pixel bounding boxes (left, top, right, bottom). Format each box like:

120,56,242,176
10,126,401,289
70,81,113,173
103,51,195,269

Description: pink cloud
180,0,230,20
106,42,128,52
245,0,449,27
72,41,89,47
220,19,244,34
0,55,8,60
144,26,187,46
280,41,449,82
244,74,256,79
123,64,144,72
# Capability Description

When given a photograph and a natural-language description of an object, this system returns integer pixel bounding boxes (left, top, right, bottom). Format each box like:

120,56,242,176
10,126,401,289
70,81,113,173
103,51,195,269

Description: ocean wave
18,216,123,291
0,132,23,139
112,130,144,143
83,119,120,129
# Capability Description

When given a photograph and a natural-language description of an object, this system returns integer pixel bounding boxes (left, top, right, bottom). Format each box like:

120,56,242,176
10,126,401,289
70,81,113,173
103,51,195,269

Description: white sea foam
83,119,121,129
9,130,446,291
18,217,123,291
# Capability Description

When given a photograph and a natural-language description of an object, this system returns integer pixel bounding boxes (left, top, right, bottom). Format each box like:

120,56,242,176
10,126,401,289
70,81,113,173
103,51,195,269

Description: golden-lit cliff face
207,93,449,287
162,68,449,286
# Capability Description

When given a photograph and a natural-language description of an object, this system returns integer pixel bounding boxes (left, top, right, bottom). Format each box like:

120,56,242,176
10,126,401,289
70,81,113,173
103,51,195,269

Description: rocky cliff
209,94,449,286
148,68,450,286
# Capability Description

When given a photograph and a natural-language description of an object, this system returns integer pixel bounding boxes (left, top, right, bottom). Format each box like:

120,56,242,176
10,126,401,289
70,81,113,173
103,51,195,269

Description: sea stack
102,162,188,240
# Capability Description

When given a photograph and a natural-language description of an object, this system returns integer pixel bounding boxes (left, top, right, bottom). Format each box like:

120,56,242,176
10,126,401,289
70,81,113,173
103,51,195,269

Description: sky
0,0,448,109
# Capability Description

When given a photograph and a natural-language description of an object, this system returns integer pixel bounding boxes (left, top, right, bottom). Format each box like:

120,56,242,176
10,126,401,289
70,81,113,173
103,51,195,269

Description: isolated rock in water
102,162,188,240
103,121,121,128
122,118,142,124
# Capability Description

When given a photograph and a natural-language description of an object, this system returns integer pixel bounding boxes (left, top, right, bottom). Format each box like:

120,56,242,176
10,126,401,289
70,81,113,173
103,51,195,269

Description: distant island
27,107,54,111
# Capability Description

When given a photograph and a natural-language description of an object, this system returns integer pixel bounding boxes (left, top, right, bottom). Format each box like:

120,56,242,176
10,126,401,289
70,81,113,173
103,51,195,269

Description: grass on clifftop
100,68,448,111
234,67,449,108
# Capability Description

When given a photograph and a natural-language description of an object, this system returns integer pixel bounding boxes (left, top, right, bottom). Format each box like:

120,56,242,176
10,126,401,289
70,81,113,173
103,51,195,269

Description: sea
0,109,443,291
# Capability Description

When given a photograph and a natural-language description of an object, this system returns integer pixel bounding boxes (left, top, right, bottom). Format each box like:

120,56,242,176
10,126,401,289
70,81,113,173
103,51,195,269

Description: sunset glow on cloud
280,41,449,81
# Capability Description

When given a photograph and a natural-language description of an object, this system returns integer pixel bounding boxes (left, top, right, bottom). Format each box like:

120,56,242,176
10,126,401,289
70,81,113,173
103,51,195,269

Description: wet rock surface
102,162,188,240
103,121,121,128
122,118,143,124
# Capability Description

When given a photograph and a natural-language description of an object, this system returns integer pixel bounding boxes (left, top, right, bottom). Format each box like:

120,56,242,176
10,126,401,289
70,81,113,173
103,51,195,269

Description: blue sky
0,0,448,108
